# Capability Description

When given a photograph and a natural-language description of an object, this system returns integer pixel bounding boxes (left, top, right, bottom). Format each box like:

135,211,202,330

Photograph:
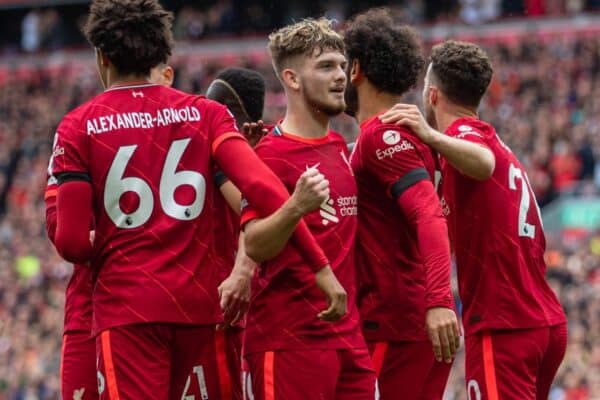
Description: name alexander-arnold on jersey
86,106,201,135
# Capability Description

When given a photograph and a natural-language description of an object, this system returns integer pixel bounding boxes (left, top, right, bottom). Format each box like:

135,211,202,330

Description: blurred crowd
0,30,598,399
1,0,600,54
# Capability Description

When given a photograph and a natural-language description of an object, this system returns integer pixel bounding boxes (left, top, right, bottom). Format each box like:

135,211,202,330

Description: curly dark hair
344,8,424,95
430,40,493,108
83,0,174,76
215,68,266,122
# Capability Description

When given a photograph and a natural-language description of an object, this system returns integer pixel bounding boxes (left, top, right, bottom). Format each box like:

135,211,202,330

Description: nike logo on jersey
132,91,144,98
306,163,321,171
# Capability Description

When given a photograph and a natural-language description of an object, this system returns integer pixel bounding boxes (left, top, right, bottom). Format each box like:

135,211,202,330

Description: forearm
233,232,257,277
415,217,454,309
55,180,93,263
215,137,328,271
428,131,495,180
243,198,303,262
45,199,57,244
397,182,453,309
219,180,242,216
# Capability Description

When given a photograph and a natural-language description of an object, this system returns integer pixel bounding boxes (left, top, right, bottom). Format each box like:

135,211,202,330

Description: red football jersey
45,181,93,334
240,127,365,354
440,117,566,336
50,83,242,333
350,115,450,342
211,171,240,283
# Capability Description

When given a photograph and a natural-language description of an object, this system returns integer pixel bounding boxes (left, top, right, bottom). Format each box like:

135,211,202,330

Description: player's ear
349,59,361,85
281,68,300,92
163,66,174,87
430,86,439,106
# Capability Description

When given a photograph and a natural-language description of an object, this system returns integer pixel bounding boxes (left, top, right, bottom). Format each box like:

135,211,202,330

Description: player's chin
324,97,346,115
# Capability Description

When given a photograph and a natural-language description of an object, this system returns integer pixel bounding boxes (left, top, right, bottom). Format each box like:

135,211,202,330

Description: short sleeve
207,101,244,154
447,123,491,149
50,114,89,179
362,126,430,199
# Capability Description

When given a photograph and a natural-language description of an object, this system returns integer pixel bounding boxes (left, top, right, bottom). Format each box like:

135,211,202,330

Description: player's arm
218,232,256,326
364,128,459,361
380,104,495,180
54,177,94,263
44,181,58,243
242,168,327,262
213,133,329,271
214,120,271,214
394,179,459,362
49,119,94,264
215,171,242,215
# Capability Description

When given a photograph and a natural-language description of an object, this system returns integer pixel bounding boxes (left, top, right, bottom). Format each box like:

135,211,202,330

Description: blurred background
0,0,599,399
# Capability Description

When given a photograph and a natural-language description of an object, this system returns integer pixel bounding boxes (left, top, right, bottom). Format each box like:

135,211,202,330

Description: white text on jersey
86,106,201,135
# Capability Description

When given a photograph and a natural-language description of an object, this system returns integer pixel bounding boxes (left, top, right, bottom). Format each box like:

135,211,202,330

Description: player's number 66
104,138,206,228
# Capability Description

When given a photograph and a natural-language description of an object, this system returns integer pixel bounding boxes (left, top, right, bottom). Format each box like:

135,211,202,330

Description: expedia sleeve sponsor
375,140,415,160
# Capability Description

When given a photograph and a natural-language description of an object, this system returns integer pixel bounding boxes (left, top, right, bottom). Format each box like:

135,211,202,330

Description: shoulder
252,132,280,156
56,100,94,135
447,118,494,140
190,95,226,113
364,121,420,149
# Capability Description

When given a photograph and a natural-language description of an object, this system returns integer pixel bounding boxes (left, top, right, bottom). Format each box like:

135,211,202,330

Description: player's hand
379,104,436,145
242,120,268,147
290,168,330,215
218,269,252,327
315,265,347,322
426,307,461,363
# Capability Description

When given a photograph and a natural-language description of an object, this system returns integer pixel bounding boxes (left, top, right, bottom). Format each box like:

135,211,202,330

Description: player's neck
436,104,478,133
105,69,150,89
355,85,401,125
281,100,329,139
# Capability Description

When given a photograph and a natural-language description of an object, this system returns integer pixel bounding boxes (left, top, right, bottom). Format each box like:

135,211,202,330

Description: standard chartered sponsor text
337,195,358,216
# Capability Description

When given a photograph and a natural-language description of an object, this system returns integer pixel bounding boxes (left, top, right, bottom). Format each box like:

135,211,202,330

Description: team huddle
46,0,567,399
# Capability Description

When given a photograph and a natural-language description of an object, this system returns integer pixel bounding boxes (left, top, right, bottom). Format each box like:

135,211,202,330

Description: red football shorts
222,327,244,400
244,347,376,400
465,324,567,400
61,331,99,400
368,340,452,400
96,323,235,400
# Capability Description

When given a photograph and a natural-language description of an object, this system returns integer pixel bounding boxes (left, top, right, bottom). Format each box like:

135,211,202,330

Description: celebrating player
381,40,567,400
207,67,267,400
344,8,459,399
47,0,345,398
239,18,376,400
44,61,241,400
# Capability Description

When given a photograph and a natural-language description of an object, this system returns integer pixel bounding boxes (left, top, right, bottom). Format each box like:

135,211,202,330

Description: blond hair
268,17,345,77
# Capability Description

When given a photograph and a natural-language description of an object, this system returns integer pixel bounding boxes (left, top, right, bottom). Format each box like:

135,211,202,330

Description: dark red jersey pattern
350,115,452,342
50,83,242,334
45,181,93,333
240,127,364,355
440,117,566,336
